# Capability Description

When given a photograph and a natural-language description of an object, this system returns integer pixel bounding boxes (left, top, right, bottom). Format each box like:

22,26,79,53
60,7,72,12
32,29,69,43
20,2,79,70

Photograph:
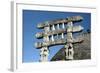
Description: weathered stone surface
35,37,83,49
36,25,84,38
35,16,84,61
51,33,90,61
37,16,83,28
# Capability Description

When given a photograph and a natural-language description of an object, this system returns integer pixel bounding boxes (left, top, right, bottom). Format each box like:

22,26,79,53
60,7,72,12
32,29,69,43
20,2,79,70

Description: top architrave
37,16,83,29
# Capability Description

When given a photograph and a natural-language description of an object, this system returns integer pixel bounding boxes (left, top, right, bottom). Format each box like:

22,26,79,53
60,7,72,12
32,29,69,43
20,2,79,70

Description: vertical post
62,23,65,29
57,24,59,39
68,43,74,59
61,23,64,38
40,25,49,62
65,22,74,60
57,23,60,29
61,33,64,38
51,25,55,41
52,25,55,30
40,47,49,62
51,35,54,41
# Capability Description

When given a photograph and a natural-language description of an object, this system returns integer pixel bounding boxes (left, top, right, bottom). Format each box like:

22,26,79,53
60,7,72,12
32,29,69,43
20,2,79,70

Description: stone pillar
40,47,49,62
52,25,55,30
57,23,60,29
51,35,54,41
40,25,49,62
62,23,65,29
68,43,74,59
61,33,64,38
61,23,64,38
65,22,74,60
65,43,74,60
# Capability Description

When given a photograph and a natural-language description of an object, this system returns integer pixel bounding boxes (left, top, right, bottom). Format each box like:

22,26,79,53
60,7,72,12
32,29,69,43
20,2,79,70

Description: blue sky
22,10,91,62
